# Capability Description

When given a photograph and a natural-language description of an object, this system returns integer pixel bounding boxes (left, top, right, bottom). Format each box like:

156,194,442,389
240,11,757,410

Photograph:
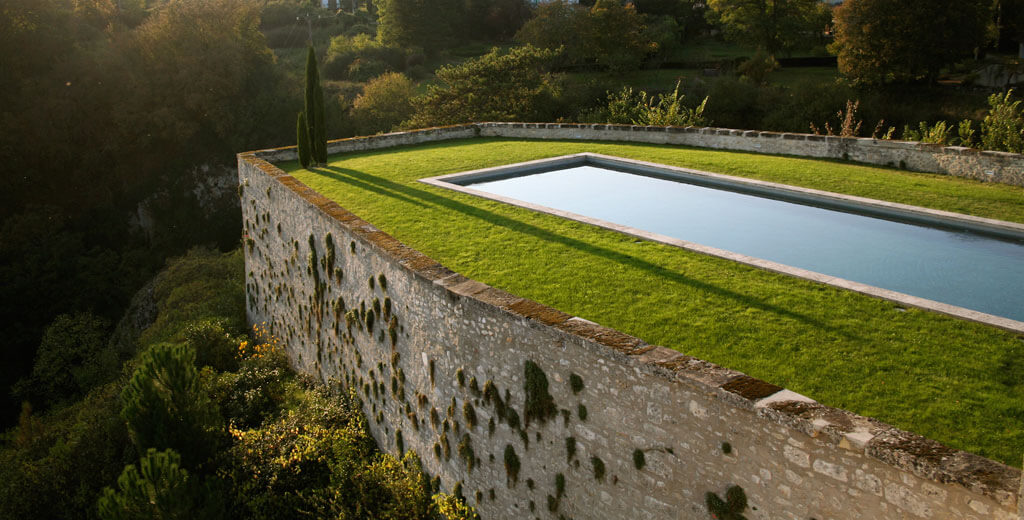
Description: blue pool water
464,164,1024,322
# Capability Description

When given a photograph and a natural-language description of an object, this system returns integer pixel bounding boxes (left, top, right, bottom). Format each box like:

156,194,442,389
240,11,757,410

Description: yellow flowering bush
237,322,280,360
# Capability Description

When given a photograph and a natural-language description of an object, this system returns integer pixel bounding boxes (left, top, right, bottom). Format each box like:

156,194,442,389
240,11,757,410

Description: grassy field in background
282,138,1024,465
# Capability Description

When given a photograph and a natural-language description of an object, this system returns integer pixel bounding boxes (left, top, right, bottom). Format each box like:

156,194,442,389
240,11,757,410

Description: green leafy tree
830,0,992,85
462,0,532,40
706,0,830,56
97,448,224,520
407,45,562,127
373,0,462,53
515,0,650,72
121,343,222,467
304,45,328,164
352,72,417,134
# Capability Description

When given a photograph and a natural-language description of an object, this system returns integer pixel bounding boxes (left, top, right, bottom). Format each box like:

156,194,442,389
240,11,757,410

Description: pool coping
420,152,1024,335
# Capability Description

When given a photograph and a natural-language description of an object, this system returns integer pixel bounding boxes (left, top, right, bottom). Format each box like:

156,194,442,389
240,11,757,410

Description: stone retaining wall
238,126,1023,520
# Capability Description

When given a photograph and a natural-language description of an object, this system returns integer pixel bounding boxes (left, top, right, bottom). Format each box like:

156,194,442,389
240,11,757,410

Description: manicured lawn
282,138,1024,466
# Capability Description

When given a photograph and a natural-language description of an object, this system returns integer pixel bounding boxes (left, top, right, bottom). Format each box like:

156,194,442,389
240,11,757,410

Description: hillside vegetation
0,249,476,519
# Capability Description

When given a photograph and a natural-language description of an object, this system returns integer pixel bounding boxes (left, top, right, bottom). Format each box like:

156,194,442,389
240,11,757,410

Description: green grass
282,138,1024,466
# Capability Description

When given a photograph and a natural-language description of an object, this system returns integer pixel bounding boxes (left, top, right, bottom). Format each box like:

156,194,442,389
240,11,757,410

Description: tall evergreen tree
297,112,312,168
304,45,327,164
120,343,222,468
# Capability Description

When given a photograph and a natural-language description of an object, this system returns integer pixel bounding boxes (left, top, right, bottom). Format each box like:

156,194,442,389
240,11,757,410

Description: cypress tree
313,80,327,163
297,111,311,168
304,45,327,164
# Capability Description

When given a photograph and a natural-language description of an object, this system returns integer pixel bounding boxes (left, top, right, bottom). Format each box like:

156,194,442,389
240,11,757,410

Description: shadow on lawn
311,164,858,339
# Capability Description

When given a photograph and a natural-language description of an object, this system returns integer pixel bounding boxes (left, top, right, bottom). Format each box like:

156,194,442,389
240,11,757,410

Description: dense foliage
0,249,477,519
407,45,562,127
706,0,830,56
0,0,295,425
831,0,992,85
514,0,670,73
352,72,418,134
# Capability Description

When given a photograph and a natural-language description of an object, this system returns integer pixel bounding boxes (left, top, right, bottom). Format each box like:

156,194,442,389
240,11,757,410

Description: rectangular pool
421,154,1024,330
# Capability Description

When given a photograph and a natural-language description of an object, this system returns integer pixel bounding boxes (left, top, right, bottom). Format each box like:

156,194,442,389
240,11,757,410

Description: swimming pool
421,153,1024,331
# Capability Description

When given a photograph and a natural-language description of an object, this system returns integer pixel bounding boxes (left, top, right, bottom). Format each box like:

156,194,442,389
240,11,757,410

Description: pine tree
98,449,193,520
297,111,311,168
97,448,225,520
304,45,327,164
120,343,222,468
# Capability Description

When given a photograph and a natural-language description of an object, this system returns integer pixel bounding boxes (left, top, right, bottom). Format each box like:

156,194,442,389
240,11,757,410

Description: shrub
229,386,431,519
212,347,290,429
957,119,977,147
351,72,416,134
15,311,117,409
632,448,646,470
432,492,480,520
810,99,863,137
981,90,1024,153
591,456,605,481
599,82,708,127
736,49,779,86
184,318,240,372
523,360,557,426
902,121,953,145
700,76,767,131
140,248,245,346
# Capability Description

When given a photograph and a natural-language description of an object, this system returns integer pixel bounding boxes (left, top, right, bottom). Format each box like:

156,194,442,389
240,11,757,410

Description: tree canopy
373,0,460,53
705,0,830,55
515,0,656,72
407,45,562,127
830,0,993,85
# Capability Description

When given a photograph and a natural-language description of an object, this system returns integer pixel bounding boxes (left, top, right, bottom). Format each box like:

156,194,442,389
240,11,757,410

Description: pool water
463,164,1024,322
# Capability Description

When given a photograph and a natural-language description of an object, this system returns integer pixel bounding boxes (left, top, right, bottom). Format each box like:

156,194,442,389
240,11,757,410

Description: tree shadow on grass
311,165,859,340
